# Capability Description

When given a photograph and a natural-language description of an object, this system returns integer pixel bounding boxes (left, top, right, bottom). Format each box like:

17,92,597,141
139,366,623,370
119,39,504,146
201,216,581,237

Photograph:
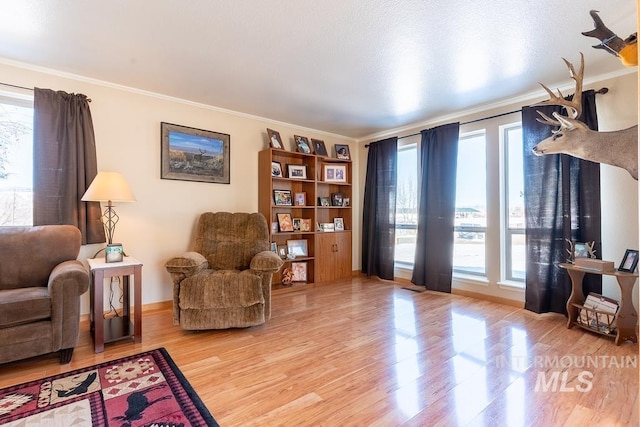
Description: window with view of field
393,120,525,285
0,98,33,226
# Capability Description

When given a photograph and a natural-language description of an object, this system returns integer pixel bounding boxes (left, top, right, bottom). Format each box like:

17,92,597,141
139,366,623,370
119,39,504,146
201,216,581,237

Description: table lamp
81,171,136,246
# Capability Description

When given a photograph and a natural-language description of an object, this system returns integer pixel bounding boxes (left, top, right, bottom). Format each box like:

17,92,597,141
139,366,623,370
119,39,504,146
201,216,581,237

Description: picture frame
331,192,344,206
277,213,294,232
287,239,308,257
267,128,284,149
574,242,590,259
271,222,279,234
334,144,351,160
333,217,345,231
161,122,230,184
105,243,124,263
274,189,292,206
291,261,307,282
618,249,639,272
318,197,330,207
311,138,328,156
343,197,350,207
270,242,278,253
277,245,288,259
319,222,335,232
300,218,312,232
271,161,283,177
293,218,302,231
323,164,347,183
294,135,312,154
287,164,307,179
294,192,306,206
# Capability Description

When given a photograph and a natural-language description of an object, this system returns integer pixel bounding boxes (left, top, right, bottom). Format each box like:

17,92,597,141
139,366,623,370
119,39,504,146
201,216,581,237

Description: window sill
452,273,489,287
497,280,526,292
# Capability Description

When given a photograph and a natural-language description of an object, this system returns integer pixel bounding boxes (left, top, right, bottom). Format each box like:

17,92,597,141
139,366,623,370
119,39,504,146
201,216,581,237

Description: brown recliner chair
0,225,89,364
165,212,284,330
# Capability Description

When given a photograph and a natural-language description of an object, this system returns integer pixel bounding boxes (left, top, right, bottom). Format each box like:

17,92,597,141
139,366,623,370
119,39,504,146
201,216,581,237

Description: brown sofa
165,212,284,330
0,225,89,364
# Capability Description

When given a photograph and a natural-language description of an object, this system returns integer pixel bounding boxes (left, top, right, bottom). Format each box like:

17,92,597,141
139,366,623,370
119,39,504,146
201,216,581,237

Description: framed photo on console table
618,249,639,272
161,122,230,184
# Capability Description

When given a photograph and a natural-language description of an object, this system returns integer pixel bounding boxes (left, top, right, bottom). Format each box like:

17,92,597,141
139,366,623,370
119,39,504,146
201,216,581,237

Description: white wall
358,71,639,306
0,59,358,314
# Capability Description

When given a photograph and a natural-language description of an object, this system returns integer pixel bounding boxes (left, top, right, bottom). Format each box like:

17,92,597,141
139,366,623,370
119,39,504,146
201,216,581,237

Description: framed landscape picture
323,164,347,183
287,164,307,179
274,190,292,206
161,122,230,184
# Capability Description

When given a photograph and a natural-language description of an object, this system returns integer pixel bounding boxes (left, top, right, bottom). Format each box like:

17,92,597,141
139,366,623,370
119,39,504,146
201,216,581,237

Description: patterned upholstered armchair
0,225,89,364
165,212,284,330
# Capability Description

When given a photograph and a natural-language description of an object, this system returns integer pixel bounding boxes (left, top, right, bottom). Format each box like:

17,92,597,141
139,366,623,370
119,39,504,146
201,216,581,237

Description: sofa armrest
48,260,90,350
165,252,208,278
250,250,284,273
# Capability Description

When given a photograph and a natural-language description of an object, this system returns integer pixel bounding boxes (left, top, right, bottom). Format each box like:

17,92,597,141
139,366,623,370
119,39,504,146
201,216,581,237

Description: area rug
0,347,218,426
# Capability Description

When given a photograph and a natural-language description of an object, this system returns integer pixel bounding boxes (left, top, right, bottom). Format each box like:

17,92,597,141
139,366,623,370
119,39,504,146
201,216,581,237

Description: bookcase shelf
259,148,352,288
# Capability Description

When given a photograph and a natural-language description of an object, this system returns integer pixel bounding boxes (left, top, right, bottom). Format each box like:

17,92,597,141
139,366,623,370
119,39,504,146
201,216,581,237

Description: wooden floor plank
0,276,637,426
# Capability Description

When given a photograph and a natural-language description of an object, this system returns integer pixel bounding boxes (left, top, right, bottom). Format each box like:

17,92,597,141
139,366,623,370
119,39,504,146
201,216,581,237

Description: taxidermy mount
531,53,638,180
582,9,637,67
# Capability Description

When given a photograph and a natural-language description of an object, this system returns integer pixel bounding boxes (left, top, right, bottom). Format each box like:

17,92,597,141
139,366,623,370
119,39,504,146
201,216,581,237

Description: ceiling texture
0,1,637,140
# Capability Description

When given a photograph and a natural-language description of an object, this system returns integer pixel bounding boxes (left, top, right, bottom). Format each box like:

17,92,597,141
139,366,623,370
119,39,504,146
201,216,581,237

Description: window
0,97,33,226
392,117,526,285
395,142,418,266
453,131,487,276
503,124,525,281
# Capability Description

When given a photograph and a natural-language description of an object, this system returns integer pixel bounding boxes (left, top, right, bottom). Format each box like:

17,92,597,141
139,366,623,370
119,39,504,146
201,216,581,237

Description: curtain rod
365,87,609,147
0,81,92,102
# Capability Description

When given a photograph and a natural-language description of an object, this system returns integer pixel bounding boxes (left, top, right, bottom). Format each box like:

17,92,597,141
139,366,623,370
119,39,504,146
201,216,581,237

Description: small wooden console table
87,257,143,353
559,263,638,345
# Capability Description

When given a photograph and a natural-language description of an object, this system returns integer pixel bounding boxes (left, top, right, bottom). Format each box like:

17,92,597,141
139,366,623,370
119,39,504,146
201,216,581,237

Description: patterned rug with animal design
0,348,218,426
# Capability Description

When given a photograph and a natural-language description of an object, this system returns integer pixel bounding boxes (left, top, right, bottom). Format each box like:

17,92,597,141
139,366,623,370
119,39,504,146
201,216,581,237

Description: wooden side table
87,257,143,353
559,262,638,345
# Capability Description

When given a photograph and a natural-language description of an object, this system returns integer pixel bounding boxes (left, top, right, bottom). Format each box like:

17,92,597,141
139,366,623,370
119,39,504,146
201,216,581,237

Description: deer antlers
535,53,584,127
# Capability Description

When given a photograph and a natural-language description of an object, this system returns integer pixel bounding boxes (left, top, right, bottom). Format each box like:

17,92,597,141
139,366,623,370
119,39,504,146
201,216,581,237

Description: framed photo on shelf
293,218,302,231
343,197,350,207
333,217,345,231
331,192,344,206
270,242,278,253
311,139,328,156
287,239,308,257
319,222,335,232
271,222,278,234
618,249,639,272
318,197,330,207
287,164,307,179
277,245,288,259
161,122,230,184
294,192,306,206
334,144,351,160
267,128,284,149
291,261,307,282
294,135,312,153
323,164,347,183
274,189,292,206
277,213,294,232
271,161,283,177
300,218,312,232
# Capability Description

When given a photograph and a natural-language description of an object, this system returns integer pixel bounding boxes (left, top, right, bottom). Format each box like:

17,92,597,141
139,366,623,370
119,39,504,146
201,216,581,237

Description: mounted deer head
532,53,639,180
582,10,637,67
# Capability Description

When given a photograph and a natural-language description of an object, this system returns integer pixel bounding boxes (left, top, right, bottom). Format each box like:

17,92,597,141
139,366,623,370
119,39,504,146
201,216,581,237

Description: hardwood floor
1,276,638,426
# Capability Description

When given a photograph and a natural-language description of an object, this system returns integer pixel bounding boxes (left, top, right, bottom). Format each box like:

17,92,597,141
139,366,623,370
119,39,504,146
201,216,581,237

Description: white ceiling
0,1,637,139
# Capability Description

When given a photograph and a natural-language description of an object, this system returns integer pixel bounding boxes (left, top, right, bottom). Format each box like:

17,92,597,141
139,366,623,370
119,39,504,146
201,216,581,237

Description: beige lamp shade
81,171,136,203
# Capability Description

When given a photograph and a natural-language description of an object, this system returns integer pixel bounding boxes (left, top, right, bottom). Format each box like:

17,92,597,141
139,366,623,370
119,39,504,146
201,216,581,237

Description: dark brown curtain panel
411,123,460,292
33,88,105,244
361,137,398,280
523,90,601,314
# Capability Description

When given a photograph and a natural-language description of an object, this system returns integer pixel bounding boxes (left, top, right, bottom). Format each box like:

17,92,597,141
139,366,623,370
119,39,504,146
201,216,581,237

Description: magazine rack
559,263,638,345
